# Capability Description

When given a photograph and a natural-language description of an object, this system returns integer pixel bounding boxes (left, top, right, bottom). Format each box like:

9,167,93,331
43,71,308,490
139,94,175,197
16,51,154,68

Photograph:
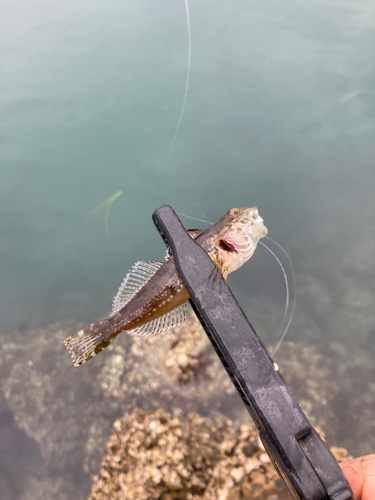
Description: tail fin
63,322,111,366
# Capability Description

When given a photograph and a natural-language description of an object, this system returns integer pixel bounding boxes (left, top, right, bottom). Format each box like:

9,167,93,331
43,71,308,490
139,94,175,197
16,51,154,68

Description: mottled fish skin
64,207,268,365
104,259,190,341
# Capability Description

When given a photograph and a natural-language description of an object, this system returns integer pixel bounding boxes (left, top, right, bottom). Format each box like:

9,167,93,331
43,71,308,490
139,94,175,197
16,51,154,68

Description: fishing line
265,236,296,356
167,0,191,160
176,212,214,225
258,240,289,337
176,212,296,354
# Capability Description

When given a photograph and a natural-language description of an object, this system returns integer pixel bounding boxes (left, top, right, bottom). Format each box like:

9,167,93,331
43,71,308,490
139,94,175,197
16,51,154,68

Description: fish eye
228,208,240,217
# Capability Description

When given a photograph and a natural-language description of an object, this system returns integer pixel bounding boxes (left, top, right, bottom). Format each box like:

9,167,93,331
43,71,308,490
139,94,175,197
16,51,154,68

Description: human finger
340,454,375,500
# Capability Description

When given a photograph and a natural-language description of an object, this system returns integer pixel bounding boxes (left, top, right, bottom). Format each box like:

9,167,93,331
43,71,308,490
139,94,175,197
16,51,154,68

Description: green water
1,0,374,496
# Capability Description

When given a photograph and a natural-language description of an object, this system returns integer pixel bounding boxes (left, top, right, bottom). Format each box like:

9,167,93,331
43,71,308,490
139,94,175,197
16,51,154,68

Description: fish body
108,259,189,335
64,207,268,366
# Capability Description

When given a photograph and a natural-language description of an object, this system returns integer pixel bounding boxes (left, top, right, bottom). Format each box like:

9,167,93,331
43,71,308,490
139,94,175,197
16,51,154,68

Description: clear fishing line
159,0,191,204
100,0,191,215
176,212,214,225
264,236,296,356
167,0,191,160
258,240,289,337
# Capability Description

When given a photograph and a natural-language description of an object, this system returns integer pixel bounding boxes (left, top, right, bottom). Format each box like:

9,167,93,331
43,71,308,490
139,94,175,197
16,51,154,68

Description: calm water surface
1,0,374,496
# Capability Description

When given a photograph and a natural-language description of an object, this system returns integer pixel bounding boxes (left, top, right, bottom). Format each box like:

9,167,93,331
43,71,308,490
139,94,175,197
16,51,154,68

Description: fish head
210,207,268,277
225,206,268,240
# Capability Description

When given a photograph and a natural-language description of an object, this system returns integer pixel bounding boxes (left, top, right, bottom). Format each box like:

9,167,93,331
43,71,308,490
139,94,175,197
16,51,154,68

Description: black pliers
153,205,353,500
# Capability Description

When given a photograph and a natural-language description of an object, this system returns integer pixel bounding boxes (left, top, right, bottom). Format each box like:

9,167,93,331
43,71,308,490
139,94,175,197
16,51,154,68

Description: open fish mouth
218,239,238,253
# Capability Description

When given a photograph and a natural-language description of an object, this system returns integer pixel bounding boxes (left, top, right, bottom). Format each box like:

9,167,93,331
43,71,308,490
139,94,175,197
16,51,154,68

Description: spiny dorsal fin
165,228,205,261
126,302,187,336
111,260,163,317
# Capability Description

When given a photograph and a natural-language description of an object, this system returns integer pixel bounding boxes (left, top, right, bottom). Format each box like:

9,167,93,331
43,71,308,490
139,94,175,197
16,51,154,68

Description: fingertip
361,455,375,500
340,459,363,500
340,454,375,500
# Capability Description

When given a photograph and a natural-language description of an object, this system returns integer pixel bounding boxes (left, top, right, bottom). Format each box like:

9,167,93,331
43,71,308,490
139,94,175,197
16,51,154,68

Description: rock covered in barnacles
227,439,350,500
89,409,353,500
88,408,260,500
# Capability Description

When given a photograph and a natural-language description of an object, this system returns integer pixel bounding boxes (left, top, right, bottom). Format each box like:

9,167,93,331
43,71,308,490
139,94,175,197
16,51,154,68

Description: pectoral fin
111,260,164,316
126,302,187,336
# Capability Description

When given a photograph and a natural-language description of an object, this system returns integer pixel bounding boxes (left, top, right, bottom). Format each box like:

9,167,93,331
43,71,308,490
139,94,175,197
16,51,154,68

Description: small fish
64,207,268,366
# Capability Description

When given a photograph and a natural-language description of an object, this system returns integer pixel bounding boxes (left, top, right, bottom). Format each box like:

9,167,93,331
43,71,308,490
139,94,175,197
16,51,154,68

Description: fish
64,207,268,366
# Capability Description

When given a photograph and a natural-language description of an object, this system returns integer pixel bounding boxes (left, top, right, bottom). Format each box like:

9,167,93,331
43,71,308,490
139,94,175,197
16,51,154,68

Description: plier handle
153,205,353,500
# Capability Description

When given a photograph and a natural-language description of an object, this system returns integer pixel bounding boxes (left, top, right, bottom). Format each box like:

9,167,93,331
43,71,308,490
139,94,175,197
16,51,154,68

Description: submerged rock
0,316,239,499
89,408,352,500
274,340,375,457
0,312,372,499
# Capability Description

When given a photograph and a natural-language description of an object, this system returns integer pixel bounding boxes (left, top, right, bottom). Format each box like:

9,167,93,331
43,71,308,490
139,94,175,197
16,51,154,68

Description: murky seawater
1,0,374,497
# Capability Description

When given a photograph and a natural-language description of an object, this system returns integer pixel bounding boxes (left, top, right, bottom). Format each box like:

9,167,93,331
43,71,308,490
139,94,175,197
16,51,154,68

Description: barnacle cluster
89,408,352,500
88,408,284,500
